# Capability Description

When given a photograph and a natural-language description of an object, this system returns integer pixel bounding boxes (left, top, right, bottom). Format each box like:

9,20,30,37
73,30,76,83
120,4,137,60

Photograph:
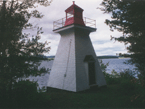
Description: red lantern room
64,1,85,26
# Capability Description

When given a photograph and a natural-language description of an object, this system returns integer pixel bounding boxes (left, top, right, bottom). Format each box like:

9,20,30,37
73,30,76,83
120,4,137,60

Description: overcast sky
27,0,128,56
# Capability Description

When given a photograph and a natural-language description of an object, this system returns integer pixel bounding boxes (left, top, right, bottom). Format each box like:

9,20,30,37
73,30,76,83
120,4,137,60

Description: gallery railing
53,17,96,30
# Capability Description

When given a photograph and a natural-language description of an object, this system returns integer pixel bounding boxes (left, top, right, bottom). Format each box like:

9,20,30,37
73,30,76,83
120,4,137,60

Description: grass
44,84,145,108
2,84,144,108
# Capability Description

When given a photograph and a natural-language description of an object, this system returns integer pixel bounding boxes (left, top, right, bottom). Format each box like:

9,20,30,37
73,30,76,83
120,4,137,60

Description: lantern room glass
66,10,74,19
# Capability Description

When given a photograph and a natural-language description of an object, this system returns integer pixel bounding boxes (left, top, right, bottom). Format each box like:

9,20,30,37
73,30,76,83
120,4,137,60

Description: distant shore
44,55,130,60
97,56,130,59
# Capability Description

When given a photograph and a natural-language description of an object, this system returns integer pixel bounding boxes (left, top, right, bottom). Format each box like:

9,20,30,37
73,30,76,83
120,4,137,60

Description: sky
27,0,128,56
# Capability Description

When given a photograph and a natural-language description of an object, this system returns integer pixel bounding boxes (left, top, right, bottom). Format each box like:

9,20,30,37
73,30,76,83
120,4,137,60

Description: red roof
65,2,84,13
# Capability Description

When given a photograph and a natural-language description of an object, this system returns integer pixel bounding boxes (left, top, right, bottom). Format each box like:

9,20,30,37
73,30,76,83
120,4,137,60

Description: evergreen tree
99,0,145,86
0,0,52,100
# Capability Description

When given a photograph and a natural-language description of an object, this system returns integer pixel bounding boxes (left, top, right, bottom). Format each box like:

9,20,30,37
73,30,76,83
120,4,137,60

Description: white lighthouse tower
47,2,106,92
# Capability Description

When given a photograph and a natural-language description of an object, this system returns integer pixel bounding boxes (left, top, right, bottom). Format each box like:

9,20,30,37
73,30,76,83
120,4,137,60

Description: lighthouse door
88,62,96,85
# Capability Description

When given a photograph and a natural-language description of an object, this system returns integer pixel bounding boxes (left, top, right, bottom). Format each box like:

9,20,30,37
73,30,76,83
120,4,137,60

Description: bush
11,80,39,107
99,60,120,84
0,80,51,108
105,69,121,85
99,60,141,96
119,69,138,95
99,59,109,75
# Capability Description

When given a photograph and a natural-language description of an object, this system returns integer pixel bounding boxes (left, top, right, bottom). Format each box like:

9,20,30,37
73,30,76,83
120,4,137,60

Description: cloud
26,0,127,56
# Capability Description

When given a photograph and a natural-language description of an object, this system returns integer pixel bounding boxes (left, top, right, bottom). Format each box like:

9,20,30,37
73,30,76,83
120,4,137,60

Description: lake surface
28,58,135,89
101,58,135,74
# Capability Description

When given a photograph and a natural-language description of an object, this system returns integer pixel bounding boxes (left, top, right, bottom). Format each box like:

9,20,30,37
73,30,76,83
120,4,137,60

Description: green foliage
1,80,51,108
98,55,118,59
106,69,121,84
99,59,109,75
99,0,145,86
119,69,137,95
0,0,52,106
12,80,39,107
100,59,137,89
99,60,120,84
119,70,145,104
46,85,145,108
100,59,145,103
106,68,138,93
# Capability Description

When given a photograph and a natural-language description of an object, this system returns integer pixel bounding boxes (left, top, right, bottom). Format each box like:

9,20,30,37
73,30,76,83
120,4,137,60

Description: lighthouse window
67,11,74,19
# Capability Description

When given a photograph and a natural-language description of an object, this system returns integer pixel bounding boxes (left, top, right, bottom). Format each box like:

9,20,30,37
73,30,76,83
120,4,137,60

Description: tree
0,0,52,101
99,0,145,86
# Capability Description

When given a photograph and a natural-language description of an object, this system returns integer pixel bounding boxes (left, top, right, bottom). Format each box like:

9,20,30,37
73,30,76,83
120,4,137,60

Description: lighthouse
47,2,106,92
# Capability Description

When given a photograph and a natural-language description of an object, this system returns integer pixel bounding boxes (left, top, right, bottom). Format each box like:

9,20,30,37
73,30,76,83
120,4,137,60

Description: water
27,60,53,89
101,58,136,74
28,58,135,89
